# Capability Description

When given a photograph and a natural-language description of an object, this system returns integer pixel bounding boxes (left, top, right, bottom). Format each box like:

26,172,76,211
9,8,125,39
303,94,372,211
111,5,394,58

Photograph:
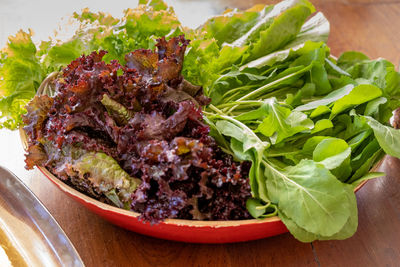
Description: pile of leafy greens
2,0,400,242
195,0,400,241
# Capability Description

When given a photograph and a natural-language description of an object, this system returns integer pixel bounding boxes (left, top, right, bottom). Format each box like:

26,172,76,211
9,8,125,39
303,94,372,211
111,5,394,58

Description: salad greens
73,152,141,208
2,0,400,242
0,0,183,128
192,0,400,241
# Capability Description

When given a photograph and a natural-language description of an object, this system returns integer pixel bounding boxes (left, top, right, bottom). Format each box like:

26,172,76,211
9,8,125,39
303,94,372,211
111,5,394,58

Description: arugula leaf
310,105,330,118
286,82,316,107
243,41,319,70
347,130,372,151
310,61,332,95
279,212,317,242
246,198,268,218
295,84,354,112
311,119,333,134
255,98,314,144
351,138,380,171
364,97,387,117
338,57,400,122
319,184,358,240
325,57,351,77
384,65,400,97
279,184,357,242
302,136,334,155
346,58,392,89
246,198,278,218
215,118,269,153
313,139,350,169
215,119,270,201
340,113,370,140
203,116,231,152
349,149,385,184
363,116,400,158
209,66,267,105
264,159,350,236
230,138,252,161
330,84,382,118
313,138,352,181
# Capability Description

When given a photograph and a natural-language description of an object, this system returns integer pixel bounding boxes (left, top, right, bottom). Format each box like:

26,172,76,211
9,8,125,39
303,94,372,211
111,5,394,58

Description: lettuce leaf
73,152,141,208
101,94,134,125
22,95,53,141
0,0,182,129
43,0,181,65
0,30,44,129
243,0,315,62
199,5,267,46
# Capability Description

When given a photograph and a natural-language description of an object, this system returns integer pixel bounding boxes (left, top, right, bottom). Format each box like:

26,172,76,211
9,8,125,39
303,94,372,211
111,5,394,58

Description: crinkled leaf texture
22,95,53,141
215,119,270,201
73,152,141,207
0,30,44,129
101,94,134,125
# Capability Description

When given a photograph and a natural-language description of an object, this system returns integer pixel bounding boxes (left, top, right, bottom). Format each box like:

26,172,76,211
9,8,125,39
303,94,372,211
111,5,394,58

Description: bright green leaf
364,116,400,158
257,98,314,144
311,119,333,134
330,84,382,118
264,159,350,236
295,84,353,112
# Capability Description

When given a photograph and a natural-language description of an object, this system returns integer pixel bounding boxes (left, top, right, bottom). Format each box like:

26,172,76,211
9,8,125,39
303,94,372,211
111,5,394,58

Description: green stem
212,113,268,150
261,204,278,218
220,85,254,100
266,150,301,157
255,200,271,210
216,100,263,109
226,67,310,114
208,104,225,115
259,86,293,100
223,91,243,104
238,72,300,101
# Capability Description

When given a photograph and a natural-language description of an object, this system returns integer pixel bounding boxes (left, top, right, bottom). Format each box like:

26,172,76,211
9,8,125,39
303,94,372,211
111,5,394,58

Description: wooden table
1,0,400,266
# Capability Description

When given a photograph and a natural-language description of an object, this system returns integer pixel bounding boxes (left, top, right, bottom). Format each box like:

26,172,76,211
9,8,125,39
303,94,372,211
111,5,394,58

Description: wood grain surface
1,0,400,266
